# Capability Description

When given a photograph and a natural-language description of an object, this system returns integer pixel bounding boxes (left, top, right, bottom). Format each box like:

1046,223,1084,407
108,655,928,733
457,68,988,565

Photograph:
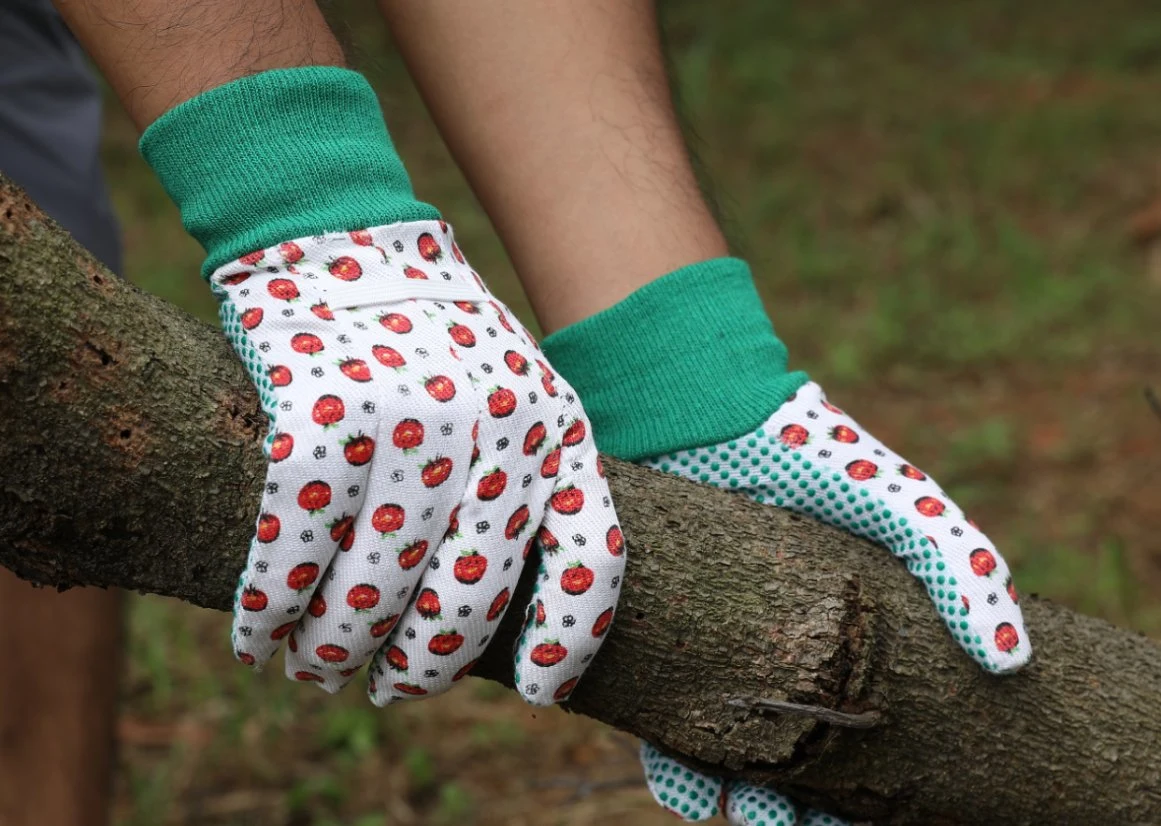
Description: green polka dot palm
638,381,1031,823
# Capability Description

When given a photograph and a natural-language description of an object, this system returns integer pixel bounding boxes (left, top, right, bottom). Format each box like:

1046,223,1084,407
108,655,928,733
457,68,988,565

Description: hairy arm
53,0,346,129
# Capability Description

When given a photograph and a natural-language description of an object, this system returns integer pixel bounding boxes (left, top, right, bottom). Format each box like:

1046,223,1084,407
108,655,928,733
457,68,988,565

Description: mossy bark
1,175,1159,825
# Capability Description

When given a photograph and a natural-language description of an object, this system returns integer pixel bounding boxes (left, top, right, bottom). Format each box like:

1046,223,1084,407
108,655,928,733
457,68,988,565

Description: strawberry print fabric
212,220,625,706
638,381,1031,823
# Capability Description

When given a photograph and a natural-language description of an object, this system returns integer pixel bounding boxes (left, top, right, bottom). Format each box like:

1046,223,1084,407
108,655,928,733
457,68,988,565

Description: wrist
139,66,440,279
541,257,808,461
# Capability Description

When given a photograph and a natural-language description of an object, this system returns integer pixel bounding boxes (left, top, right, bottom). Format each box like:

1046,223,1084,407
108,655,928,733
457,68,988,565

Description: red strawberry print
297,481,331,513
328,256,362,281
592,607,613,637
221,271,251,285
416,588,441,619
453,658,479,682
607,525,625,557
404,265,428,280
454,300,478,314
535,599,547,626
291,332,324,355
417,232,442,262
287,562,320,591
240,307,263,331
915,496,946,517
280,241,304,264
541,447,561,478
237,651,256,666
596,456,605,478
371,503,405,536
1006,576,1018,603
397,540,429,570
487,387,517,418
310,302,334,321
311,394,345,428
425,375,456,402
537,526,560,553
372,344,406,369
343,434,375,466
926,535,939,550
428,630,464,656
846,459,879,481
994,622,1020,653
271,621,297,640
240,586,267,612
551,486,584,515
268,365,292,387
452,242,465,264
562,419,586,446
339,358,372,382
445,505,461,540
554,677,580,702
962,595,971,613
486,588,510,621
898,463,927,481
530,640,568,667
349,229,373,246
239,250,264,266
346,584,380,611
970,548,997,577
493,302,515,334
524,422,547,455
379,312,413,333
329,514,354,549
308,593,327,618
295,671,325,683
422,457,454,488
454,550,488,584
316,643,349,663
560,562,594,595
504,350,529,375
370,614,400,638
477,468,508,501
393,682,427,696
267,278,299,301
830,425,859,443
505,505,530,539
392,418,424,451
541,372,557,397
448,323,476,347
256,513,280,543
779,423,809,447
386,645,408,671
822,398,844,415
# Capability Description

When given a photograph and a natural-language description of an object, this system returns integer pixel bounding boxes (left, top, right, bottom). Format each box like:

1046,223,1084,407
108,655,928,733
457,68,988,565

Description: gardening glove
542,259,1031,824
140,67,625,705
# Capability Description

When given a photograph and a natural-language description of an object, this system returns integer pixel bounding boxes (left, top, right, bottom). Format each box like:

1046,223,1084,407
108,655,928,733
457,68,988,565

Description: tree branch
1,175,1159,825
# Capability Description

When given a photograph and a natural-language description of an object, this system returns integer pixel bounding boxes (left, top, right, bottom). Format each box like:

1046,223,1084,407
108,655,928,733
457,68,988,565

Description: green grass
105,1,1161,823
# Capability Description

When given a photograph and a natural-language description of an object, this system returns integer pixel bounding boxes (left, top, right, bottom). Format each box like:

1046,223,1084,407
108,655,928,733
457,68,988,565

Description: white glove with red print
213,220,626,705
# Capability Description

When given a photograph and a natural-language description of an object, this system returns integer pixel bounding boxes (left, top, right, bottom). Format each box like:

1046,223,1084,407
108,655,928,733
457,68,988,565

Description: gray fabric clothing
0,0,122,273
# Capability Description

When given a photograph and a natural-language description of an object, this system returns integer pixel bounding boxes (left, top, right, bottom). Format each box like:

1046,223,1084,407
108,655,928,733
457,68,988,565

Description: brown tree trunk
1,176,1159,825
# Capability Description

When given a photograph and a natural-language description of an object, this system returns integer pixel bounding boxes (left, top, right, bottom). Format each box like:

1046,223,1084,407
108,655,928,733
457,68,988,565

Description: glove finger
367,421,552,705
723,782,799,826
797,808,851,826
639,741,723,822
231,443,370,669
285,402,472,692
513,417,625,706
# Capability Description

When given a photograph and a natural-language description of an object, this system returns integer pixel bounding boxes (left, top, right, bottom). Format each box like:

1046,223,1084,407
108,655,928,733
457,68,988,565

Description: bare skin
0,572,124,826
53,0,346,130
378,0,729,334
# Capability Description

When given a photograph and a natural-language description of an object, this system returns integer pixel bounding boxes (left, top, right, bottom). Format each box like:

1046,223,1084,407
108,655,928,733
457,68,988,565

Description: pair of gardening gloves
141,67,1031,825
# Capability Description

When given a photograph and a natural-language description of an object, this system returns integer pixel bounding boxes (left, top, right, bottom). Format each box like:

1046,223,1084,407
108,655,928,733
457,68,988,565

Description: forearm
378,0,728,333
52,0,345,130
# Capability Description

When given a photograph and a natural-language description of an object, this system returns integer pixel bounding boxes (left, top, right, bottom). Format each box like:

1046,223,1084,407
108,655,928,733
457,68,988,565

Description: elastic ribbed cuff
541,258,808,461
139,66,440,278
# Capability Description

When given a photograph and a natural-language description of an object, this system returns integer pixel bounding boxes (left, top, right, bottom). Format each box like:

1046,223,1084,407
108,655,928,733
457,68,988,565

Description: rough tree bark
1,176,1159,825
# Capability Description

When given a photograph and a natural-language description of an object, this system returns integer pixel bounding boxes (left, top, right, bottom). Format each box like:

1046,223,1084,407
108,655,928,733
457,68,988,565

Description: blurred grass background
101,1,1161,823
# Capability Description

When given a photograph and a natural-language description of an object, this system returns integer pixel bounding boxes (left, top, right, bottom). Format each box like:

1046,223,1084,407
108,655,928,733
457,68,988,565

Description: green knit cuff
139,66,440,278
541,258,808,461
